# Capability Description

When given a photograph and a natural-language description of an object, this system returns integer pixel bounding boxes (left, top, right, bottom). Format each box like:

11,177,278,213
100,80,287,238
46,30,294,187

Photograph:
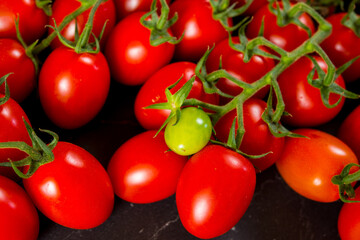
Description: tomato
176,144,256,239
214,98,285,172
134,61,219,130
0,39,36,102
276,128,359,203
0,175,39,240
277,55,345,127
38,47,110,129
23,141,114,229
165,107,212,156
169,0,232,62
113,0,171,20
0,94,31,180
206,36,275,103
246,1,315,52
338,186,360,240
107,130,187,203
232,0,268,16
338,105,360,160
0,0,48,44
49,0,116,49
321,13,360,83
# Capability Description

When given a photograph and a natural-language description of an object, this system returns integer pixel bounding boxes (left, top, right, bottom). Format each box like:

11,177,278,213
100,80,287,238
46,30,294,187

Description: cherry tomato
105,11,174,85
277,55,345,127
0,39,36,102
246,1,315,52
23,141,114,229
134,61,219,130
0,0,48,44
113,0,170,20
0,94,31,180
165,107,212,156
176,144,256,239
214,98,285,172
49,0,116,49
338,186,360,240
38,47,110,129
321,13,360,83
0,175,39,240
276,128,359,202
232,0,268,16
169,0,232,62
107,130,187,203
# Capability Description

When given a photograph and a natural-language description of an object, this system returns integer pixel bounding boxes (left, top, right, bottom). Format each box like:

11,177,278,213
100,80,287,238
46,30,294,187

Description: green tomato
164,107,212,156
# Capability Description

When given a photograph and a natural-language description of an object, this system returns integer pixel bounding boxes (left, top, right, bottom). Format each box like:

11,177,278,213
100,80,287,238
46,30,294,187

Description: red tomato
276,128,359,202
23,141,114,229
176,145,256,239
206,36,275,103
338,105,360,160
0,94,31,180
134,61,219,130
169,0,232,62
231,0,268,16
107,130,187,203
0,39,36,102
277,55,345,127
0,175,39,240
113,0,171,20
38,47,110,129
246,1,315,52
49,0,116,49
214,98,284,172
105,11,174,85
0,0,48,44
338,186,360,240
321,13,360,83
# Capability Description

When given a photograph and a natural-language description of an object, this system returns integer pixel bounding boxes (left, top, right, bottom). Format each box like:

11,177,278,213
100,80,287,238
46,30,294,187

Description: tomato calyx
0,119,58,179
35,0,52,16
332,163,360,203
341,0,360,37
0,74,12,105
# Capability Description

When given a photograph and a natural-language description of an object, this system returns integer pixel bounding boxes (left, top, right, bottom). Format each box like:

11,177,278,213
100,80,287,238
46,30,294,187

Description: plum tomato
338,186,360,240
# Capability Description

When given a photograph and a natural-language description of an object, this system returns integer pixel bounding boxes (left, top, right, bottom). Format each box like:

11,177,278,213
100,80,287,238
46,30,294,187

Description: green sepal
36,0,53,16
332,163,360,203
341,0,360,38
0,73,12,105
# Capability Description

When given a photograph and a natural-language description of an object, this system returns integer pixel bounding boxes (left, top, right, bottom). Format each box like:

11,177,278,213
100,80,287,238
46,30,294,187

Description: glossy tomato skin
277,55,345,127
338,105,360,160
214,98,285,172
321,13,360,83
23,141,114,229
134,61,219,130
114,0,171,20
49,0,116,49
246,2,315,52
0,95,31,180
176,145,256,239
105,11,174,85
38,47,110,129
276,128,359,202
0,175,39,240
0,0,48,44
169,0,232,62
107,130,187,203
0,39,36,102
338,186,360,240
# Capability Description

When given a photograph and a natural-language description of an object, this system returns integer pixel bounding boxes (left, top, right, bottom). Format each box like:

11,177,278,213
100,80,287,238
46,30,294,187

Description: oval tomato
38,47,110,129
276,128,359,202
107,130,187,203
23,141,114,229
176,144,256,239
338,186,360,240
0,175,39,240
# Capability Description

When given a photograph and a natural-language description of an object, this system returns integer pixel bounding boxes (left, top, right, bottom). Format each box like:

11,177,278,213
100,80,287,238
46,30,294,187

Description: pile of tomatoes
0,0,360,239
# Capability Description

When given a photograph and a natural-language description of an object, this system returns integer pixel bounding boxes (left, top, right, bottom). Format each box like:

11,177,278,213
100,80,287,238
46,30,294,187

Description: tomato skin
0,39,36,102
176,145,256,239
134,61,219,130
113,0,170,20
169,0,232,62
276,128,359,203
105,12,175,85
232,0,268,16
214,98,284,172
338,186,360,240
0,94,31,180
277,55,345,127
23,141,114,229
321,13,360,83
38,47,110,129
0,0,48,44
107,130,187,203
0,175,39,240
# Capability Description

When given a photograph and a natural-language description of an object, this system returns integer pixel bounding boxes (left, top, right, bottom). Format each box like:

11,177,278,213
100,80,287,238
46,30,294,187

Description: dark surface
19,79,360,240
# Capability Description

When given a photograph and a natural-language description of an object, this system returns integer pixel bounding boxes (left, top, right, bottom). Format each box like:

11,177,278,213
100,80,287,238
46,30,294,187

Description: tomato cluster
0,0,359,240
